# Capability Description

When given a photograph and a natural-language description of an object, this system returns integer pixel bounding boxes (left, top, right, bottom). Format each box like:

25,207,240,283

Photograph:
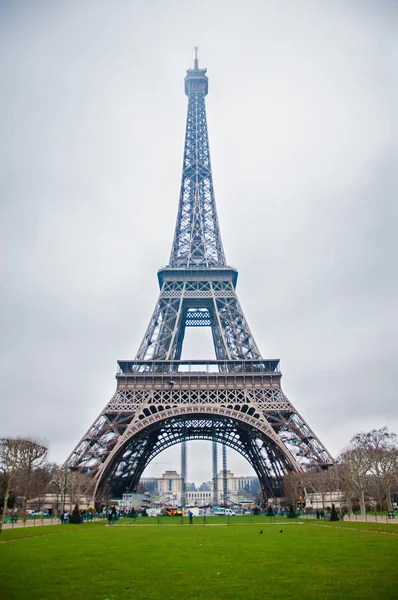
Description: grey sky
1,0,397,484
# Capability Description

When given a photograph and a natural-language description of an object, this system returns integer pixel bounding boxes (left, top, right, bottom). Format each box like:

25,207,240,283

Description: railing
117,359,281,375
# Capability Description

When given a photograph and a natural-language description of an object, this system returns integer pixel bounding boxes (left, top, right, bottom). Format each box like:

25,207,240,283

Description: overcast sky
1,0,397,485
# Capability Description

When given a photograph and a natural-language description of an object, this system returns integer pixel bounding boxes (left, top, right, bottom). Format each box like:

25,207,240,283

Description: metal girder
91,414,290,499
170,63,225,268
135,280,261,361
64,365,334,500
63,56,333,502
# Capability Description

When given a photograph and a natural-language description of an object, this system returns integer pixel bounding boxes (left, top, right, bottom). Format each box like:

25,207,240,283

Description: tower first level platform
67,360,333,499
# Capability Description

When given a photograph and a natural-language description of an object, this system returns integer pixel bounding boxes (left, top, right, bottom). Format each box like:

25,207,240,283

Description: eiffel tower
64,52,333,500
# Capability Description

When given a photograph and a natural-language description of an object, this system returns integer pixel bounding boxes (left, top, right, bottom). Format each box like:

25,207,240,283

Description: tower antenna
194,46,199,69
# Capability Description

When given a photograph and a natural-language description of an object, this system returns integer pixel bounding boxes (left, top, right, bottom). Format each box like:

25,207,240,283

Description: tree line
284,427,398,514
2,427,398,521
0,437,93,524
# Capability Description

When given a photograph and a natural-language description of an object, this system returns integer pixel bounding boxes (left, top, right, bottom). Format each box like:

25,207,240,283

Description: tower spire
171,55,223,267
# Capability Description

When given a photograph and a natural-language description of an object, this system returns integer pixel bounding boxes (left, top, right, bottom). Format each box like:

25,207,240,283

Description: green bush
69,504,82,524
329,504,339,522
287,505,296,519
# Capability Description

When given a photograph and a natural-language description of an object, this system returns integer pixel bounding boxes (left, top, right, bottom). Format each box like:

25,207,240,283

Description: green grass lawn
1,519,397,600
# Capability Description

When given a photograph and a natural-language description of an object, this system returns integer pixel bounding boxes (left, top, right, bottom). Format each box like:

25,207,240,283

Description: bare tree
347,427,398,511
66,471,94,510
52,467,69,514
351,427,397,453
375,448,398,511
283,472,305,507
18,438,48,520
0,438,29,523
339,447,371,515
302,469,334,509
52,468,94,513
337,461,359,515
24,462,56,513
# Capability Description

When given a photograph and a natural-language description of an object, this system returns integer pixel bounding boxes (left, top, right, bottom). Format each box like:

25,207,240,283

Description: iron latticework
64,54,333,501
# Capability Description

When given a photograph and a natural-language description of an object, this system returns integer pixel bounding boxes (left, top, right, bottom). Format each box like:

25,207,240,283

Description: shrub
329,503,339,521
287,505,296,519
69,504,82,524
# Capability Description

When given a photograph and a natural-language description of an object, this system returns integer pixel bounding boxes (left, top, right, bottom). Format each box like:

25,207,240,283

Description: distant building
214,470,259,496
198,481,212,491
139,470,259,506
305,491,342,510
119,493,151,512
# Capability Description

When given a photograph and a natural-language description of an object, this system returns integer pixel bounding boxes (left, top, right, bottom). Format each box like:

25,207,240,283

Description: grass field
1,518,397,600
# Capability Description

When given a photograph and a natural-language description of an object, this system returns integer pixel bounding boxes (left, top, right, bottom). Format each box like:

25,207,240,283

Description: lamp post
333,461,343,519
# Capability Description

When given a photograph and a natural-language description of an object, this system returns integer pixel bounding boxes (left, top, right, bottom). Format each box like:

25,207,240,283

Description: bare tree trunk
384,483,393,511
359,489,366,516
346,496,353,516
22,465,32,523
1,477,13,524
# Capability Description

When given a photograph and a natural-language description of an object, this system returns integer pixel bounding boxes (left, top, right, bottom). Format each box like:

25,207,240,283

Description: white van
213,508,235,516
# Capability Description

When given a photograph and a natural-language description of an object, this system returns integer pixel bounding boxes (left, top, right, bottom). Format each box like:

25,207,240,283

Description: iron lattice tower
64,54,333,500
